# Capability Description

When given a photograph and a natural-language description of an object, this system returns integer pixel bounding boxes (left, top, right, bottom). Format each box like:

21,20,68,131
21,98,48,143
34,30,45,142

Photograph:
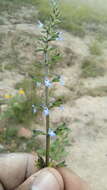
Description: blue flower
37,20,44,28
32,105,37,114
43,107,49,116
33,108,37,114
59,76,65,86
44,78,52,87
48,128,56,137
59,105,64,111
56,32,63,41
56,36,63,41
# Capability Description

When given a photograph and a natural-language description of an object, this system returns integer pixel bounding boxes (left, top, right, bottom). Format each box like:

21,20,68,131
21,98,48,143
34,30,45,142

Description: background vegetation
0,0,107,37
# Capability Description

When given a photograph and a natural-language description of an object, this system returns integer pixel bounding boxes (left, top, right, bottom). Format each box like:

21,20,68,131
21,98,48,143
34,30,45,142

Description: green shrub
15,78,33,92
2,127,18,141
0,127,40,152
36,1,107,37
0,82,42,125
0,0,107,37
89,40,102,56
81,57,105,78
11,96,40,124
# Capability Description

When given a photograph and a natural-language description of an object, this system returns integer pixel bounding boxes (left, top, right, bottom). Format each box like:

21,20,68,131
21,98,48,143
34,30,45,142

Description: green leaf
52,76,60,82
55,123,70,135
50,98,63,108
48,47,56,52
36,48,45,52
36,155,46,169
51,53,62,63
56,160,66,167
32,130,46,136
32,77,43,83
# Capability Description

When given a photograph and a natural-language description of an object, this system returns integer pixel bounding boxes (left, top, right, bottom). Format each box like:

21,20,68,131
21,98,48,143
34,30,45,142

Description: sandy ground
48,32,107,189
51,82,107,189
52,96,107,190
0,19,107,190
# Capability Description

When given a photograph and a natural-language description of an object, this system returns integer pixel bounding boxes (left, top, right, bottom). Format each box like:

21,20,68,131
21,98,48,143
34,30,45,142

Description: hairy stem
44,45,50,166
46,108,50,166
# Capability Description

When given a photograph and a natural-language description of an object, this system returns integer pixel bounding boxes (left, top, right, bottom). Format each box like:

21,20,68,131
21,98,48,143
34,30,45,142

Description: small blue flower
48,128,56,137
43,107,49,116
56,36,63,41
32,105,37,114
59,76,65,86
59,105,64,111
37,20,44,28
44,78,52,87
56,32,63,41
33,108,37,114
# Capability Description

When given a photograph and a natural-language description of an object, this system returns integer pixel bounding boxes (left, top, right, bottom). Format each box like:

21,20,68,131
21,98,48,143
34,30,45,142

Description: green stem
44,46,50,167
46,107,50,166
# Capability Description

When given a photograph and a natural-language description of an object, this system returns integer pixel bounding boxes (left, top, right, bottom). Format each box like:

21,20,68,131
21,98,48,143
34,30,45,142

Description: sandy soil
50,32,107,190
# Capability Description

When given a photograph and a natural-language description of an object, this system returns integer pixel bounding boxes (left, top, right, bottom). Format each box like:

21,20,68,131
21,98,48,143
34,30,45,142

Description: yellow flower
4,94,12,99
18,89,25,95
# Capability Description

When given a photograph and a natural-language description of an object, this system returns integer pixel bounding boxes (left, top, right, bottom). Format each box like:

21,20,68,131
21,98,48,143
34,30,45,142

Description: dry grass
81,57,105,78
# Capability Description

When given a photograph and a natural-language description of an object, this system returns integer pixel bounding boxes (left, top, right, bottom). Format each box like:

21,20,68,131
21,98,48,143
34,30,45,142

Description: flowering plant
0,0,70,167
33,0,70,168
